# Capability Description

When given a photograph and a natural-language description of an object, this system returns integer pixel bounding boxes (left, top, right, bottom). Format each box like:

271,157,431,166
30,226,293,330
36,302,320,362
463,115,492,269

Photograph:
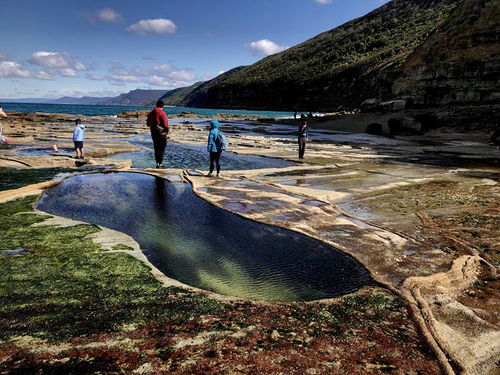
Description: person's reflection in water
154,177,168,216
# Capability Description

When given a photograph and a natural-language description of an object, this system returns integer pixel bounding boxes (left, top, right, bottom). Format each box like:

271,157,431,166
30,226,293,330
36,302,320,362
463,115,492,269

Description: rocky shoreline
0,111,498,374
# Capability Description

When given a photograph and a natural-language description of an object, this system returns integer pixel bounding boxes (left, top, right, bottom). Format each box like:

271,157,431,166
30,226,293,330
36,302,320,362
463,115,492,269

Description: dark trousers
210,151,222,174
298,136,307,158
151,130,167,165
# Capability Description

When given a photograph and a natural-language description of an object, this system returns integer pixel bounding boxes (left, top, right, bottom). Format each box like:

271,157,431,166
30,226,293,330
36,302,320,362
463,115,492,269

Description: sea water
0,102,294,118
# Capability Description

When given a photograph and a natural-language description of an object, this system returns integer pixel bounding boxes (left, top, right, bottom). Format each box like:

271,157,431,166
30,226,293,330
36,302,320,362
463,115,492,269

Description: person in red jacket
147,100,169,168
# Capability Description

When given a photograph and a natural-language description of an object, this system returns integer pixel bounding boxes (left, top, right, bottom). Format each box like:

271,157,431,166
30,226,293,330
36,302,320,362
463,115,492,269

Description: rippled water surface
37,173,375,301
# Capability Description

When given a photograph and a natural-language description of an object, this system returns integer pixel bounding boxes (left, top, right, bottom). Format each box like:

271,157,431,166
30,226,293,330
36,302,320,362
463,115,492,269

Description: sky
0,0,390,99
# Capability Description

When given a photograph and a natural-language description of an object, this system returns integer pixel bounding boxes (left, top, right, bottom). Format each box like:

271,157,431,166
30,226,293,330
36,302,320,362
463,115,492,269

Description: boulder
380,100,406,112
360,98,380,112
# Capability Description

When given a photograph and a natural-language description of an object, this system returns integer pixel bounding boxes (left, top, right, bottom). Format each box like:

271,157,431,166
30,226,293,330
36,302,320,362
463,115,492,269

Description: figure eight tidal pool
37,173,375,301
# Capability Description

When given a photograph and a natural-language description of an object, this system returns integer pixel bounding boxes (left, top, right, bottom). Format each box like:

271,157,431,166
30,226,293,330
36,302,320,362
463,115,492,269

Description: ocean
0,102,294,118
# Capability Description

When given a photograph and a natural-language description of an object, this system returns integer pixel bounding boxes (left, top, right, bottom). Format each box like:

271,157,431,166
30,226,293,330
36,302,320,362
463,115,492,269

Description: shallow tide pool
37,172,375,301
110,138,295,170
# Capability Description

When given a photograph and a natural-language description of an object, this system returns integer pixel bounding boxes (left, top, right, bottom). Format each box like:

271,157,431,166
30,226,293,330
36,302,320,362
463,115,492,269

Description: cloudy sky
0,0,389,99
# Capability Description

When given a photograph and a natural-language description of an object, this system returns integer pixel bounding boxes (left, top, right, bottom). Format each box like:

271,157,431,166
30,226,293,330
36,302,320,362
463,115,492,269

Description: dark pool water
110,138,294,170
37,173,375,301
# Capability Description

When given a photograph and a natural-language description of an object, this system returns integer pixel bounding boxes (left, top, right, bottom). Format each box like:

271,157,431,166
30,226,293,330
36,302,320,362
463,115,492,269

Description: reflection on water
37,173,375,301
111,138,294,170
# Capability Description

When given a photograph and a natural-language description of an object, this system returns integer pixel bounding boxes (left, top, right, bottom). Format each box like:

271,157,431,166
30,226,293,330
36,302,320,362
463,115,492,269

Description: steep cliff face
171,0,458,111
393,0,500,106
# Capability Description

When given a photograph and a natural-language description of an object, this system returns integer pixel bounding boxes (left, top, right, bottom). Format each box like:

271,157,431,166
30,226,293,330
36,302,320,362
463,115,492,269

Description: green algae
111,244,134,251
0,196,225,340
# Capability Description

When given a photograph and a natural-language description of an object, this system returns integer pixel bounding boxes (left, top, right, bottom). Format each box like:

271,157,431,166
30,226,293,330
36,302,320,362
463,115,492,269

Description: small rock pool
37,172,375,301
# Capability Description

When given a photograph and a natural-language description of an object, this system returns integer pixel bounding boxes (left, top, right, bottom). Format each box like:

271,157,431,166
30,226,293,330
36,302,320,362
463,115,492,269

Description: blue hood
209,120,220,129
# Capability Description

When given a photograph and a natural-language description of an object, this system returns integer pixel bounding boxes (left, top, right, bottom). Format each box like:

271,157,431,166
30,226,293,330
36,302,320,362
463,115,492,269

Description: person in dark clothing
207,120,222,176
298,120,309,159
147,100,169,168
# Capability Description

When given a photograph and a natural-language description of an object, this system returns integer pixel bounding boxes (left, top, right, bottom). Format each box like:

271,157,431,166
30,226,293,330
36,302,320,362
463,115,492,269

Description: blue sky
0,0,390,98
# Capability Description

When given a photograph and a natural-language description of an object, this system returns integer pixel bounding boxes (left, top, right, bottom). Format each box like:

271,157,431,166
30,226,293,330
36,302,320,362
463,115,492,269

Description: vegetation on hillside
162,0,458,111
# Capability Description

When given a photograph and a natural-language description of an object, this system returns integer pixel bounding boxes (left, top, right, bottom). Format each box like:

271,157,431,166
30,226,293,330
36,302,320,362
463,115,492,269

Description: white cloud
47,89,122,98
107,61,141,83
73,61,88,71
78,7,122,24
0,61,31,78
59,68,77,77
109,74,141,83
96,7,121,23
30,51,70,68
0,52,9,61
104,61,196,88
29,52,90,75
143,75,171,87
85,73,104,81
34,71,53,80
126,18,177,36
169,70,196,81
152,64,173,73
148,64,196,86
248,39,288,57
314,0,332,4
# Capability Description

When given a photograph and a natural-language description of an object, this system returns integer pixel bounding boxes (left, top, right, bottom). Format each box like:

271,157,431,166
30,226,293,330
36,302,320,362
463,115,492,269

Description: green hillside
170,0,458,111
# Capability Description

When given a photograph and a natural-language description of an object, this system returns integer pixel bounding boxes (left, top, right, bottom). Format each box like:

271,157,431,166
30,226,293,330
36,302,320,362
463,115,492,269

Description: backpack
215,131,228,151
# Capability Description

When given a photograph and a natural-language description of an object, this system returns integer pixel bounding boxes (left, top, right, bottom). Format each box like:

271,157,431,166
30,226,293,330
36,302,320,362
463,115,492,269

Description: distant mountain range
98,89,166,106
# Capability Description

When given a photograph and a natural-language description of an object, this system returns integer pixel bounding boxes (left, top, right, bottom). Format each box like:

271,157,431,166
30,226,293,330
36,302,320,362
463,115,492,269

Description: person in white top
0,106,10,144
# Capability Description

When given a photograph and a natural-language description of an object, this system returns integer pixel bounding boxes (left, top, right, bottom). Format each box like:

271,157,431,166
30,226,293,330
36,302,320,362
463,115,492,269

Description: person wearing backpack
298,120,309,159
207,120,227,177
147,100,169,168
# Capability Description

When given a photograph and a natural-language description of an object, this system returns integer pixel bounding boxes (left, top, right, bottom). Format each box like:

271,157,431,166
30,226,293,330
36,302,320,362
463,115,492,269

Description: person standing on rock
147,100,169,168
0,106,7,144
298,120,309,159
207,120,227,177
72,119,85,159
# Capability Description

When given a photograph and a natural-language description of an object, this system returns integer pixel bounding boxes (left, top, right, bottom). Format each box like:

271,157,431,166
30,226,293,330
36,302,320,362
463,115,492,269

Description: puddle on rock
0,247,31,257
37,172,375,302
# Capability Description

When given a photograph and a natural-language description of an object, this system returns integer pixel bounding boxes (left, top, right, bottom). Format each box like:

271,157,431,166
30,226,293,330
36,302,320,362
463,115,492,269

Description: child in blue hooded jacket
72,119,85,159
207,120,222,176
